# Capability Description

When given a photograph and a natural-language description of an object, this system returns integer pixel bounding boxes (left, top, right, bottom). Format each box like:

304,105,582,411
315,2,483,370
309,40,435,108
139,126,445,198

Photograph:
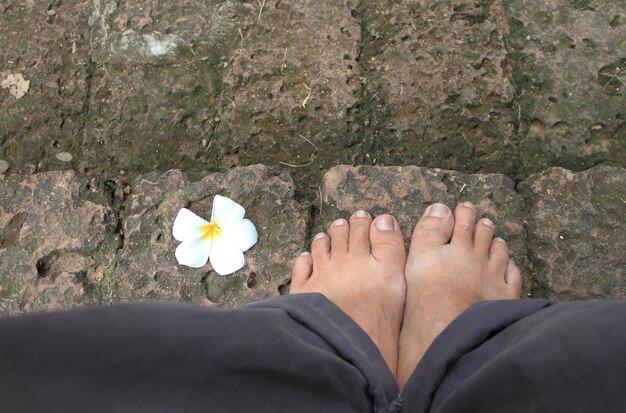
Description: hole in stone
582,38,595,47
36,253,56,278
246,272,258,288
278,280,290,295
548,96,558,103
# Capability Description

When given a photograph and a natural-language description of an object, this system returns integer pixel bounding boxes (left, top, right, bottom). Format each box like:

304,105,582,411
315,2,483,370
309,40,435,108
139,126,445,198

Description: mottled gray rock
214,0,363,188
113,165,310,308
504,0,625,175
0,1,91,173
357,0,517,174
320,165,531,294
0,171,120,315
519,165,626,300
82,0,257,178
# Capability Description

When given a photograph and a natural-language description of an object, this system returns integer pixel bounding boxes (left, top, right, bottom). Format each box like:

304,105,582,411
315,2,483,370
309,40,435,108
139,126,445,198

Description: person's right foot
397,202,522,389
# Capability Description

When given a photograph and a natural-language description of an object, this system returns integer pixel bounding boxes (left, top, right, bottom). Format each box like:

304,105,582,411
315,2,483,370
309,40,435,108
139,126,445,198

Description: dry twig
279,154,315,168
279,134,320,167
257,0,266,21
298,133,319,151
301,84,312,108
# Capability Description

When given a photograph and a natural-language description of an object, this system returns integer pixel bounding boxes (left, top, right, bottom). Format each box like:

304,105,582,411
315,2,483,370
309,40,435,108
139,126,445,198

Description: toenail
429,203,449,217
374,216,395,231
299,251,310,256
314,232,327,240
494,237,506,244
462,201,475,209
332,218,346,227
355,210,369,218
482,218,494,227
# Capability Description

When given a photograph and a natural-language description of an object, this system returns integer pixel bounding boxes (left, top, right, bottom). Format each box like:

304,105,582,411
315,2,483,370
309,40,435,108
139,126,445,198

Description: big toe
370,214,406,267
409,203,455,253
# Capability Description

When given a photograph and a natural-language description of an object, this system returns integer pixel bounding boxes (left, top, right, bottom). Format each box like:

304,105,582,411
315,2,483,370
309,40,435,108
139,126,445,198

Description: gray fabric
402,300,626,413
1,294,625,412
0,293,400,413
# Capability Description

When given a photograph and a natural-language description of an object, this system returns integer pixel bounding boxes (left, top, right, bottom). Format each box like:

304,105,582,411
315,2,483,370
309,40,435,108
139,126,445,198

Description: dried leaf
1,73,30,99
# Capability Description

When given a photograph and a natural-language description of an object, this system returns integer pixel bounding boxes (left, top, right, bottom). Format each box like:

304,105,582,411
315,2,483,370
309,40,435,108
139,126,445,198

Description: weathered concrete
519,165,626,300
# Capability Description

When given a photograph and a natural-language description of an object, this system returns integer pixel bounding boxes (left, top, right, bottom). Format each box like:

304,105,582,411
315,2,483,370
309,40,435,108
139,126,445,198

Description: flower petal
209,241,245,275
175,238,212,268
210,194,246,228
173,208,210,242
221,219,258,252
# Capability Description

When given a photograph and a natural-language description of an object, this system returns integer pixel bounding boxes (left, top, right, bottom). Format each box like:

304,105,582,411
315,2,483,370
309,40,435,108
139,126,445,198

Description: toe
328,218,349,257
311,232,331,263
370,214,406,267
349,210,372,256
290,252,313,292
474,218,495,257
504,259,523,297
451,202,478,247
489,237,510,270
409,203,455,252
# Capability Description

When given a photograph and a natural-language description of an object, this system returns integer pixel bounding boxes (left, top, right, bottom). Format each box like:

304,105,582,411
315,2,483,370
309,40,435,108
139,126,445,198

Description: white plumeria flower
172,195,258,275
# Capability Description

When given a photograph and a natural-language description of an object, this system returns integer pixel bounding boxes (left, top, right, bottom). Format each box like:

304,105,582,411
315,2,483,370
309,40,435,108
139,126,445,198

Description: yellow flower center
201,221,223,240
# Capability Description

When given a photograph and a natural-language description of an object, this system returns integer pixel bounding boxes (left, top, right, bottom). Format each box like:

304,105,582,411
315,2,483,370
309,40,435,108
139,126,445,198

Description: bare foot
397,202,522,388
290,210,407,376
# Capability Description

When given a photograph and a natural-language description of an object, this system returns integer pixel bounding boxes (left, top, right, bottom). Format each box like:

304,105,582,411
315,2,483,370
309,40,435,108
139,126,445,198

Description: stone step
0,164,624,314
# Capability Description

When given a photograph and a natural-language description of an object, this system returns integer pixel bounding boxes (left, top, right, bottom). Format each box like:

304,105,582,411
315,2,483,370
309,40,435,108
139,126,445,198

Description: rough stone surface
113,165,310,308
82,0,257,178
214,0,363,188
2,1,621,191
519,165,626,300
504,0,625,175
0,0,625,311
0,171,120,315
358,0,518,174
0,1,91,174
320,165,532,294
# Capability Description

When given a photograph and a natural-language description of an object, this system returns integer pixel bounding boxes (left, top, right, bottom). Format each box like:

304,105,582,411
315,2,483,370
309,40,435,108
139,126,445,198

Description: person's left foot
290,211,407,377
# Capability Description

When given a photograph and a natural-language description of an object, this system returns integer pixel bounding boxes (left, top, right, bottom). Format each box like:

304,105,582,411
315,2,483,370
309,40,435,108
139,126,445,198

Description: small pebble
56,152,73,162
0,159,9,174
